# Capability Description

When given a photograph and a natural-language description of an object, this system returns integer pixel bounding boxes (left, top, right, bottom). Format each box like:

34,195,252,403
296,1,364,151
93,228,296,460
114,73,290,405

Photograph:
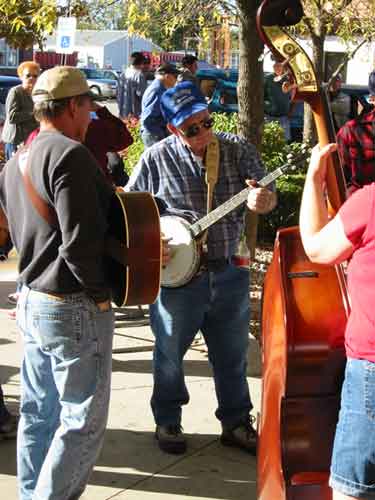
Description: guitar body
0,207,10,249
258,227,348,500
160,216,200,287
105,191,161,306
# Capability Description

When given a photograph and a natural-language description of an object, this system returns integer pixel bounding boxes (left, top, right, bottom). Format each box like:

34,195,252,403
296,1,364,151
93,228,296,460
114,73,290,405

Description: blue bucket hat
161,81,208,127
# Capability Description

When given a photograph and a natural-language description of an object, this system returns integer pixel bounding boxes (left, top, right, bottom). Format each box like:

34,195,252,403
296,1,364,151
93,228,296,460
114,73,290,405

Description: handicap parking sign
56,17,76,54
60,36,71,49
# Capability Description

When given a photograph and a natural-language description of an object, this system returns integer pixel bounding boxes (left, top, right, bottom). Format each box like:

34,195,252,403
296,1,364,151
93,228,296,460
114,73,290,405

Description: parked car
0,75,21,122
196,68,371,140
101,69,120,82
0,75,21,165
79,68,118,98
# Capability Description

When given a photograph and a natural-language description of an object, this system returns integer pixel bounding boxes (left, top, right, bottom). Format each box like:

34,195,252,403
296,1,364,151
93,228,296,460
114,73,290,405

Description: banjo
161,150,307,288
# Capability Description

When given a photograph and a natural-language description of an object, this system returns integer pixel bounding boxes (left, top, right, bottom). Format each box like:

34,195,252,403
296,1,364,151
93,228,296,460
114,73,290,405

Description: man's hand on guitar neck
246,179,277,214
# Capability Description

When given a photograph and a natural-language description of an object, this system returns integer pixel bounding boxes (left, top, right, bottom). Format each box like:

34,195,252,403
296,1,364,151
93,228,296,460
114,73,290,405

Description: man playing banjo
126,81,277,455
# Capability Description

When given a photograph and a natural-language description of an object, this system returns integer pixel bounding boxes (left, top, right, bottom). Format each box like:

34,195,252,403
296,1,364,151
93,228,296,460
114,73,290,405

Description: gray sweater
0,131,114,302
1,84,38,146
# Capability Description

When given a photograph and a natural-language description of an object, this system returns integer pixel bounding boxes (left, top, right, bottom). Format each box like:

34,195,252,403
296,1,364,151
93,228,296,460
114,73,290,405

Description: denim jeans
4,142,17,161
16,286,114,500
330,358,375,498
150,263,252,428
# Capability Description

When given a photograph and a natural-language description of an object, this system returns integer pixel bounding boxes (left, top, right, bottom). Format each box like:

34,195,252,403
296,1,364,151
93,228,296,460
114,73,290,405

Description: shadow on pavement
112,358,214,378
0,428,256,500
0,364,19,384
0,438,17,476
90,428,256,499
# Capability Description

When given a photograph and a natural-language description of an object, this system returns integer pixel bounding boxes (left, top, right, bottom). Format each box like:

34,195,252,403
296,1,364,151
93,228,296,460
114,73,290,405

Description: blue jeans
4,142,17,161
16,287,114,500
330,358,375,498
150,264,252,428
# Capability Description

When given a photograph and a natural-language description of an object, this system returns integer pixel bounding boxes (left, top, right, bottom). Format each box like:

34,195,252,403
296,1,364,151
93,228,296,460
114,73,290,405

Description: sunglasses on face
180,117,214,138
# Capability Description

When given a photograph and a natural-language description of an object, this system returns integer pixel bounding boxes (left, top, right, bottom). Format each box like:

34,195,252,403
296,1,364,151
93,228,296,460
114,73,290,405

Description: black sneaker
0,413,18,440
155,424,187,454
220,416,257,455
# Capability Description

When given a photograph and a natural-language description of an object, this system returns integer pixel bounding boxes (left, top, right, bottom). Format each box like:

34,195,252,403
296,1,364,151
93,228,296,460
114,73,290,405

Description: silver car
79,68,118,99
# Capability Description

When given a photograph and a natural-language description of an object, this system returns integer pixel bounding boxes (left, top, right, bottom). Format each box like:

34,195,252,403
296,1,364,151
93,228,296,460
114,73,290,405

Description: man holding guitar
0,66,115,500
126,81,276,455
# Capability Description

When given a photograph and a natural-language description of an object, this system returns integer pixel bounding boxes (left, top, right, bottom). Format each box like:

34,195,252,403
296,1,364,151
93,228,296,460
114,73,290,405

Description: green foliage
125,0,235,53
123,123,144,175
258,121,309,243
211,112,238,134
0,0,57,48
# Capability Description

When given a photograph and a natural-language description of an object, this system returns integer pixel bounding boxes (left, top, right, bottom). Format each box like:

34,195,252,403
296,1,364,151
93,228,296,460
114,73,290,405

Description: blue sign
60,36,71,49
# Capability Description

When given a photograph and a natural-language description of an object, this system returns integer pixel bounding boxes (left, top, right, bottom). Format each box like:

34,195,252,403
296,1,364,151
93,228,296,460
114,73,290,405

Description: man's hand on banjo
246,179,277,214
161,233,172,268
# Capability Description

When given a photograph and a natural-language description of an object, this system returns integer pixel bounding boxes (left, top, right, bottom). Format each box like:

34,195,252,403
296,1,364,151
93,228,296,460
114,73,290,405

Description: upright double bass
256,2,350,499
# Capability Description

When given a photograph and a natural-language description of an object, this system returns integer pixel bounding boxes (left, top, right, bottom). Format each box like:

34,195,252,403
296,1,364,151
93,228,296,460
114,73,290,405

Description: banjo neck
190,162,291,239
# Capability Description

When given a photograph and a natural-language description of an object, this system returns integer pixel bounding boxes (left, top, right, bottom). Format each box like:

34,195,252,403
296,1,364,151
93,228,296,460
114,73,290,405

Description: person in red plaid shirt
336,71,375,195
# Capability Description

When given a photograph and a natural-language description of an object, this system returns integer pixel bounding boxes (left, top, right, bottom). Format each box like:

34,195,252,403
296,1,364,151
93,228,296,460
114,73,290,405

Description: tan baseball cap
32,66,99,103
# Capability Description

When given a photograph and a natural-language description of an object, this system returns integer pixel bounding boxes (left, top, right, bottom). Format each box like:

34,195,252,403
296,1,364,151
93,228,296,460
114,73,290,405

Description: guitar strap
201,135,220,246
18,146,58,227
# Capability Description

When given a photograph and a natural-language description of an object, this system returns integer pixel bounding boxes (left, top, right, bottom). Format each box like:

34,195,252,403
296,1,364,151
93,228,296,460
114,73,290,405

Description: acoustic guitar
16,147,162,307
104,190,161,306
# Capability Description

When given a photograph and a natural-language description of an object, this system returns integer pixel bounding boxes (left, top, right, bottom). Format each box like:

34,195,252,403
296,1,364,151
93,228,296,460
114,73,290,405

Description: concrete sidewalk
0,252,261,499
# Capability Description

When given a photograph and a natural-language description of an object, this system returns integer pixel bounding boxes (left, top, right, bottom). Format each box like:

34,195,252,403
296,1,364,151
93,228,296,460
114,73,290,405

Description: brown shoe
7,293,19,305
0,414,18,440
221,416,257,455
155,424,187,455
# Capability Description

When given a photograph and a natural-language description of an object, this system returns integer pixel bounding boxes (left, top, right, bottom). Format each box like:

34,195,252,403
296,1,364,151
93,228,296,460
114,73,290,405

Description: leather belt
30,290,111,311
199,255,231,273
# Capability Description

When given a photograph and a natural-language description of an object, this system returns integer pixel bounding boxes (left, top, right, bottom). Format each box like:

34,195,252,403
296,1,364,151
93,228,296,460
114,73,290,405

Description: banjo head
160,216,200,287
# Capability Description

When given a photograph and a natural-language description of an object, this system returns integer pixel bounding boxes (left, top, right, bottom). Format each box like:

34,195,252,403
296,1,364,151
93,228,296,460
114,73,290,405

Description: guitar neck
190,165,285,238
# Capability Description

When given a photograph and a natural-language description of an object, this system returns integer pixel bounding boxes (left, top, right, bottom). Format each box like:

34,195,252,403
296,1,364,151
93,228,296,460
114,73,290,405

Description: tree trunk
236,1,263,257
236,0,264,148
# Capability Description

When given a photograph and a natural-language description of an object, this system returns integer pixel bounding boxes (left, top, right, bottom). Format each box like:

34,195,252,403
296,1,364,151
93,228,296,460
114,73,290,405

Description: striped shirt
126,132,272,259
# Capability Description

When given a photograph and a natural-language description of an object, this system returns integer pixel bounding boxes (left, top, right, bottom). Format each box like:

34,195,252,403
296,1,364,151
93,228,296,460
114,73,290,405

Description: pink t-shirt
339,183,375,361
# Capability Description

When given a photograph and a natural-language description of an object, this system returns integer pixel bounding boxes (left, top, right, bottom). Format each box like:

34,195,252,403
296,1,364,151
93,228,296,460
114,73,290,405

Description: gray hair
33,95,88,122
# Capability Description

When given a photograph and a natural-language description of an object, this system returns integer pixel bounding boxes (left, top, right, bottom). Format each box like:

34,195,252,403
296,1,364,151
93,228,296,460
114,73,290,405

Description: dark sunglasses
25,74,38,79
180,117,214,138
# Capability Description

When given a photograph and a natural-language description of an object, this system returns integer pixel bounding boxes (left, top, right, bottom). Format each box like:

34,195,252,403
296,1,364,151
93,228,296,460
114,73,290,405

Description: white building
261,36,375,85
39,30,161,71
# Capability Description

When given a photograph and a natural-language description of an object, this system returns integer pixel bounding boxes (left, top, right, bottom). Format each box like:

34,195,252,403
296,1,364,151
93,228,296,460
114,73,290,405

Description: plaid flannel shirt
337,108,375,193
126,132,272,259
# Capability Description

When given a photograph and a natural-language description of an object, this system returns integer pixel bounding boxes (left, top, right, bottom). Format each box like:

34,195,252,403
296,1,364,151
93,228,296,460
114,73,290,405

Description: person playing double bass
300,143,375,500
